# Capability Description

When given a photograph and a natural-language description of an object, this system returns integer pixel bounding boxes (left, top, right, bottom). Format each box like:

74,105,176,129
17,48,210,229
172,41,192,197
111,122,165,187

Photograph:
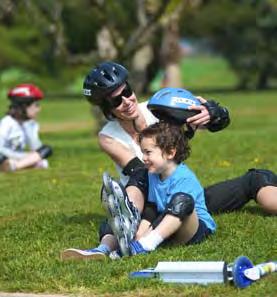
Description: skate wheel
113,216,124,235
102,172,113,194
119,237,130,256
232,256,254,288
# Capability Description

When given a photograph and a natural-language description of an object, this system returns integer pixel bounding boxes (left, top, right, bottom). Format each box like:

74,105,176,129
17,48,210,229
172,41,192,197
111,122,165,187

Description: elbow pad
36,145,53,159
203,100,230,132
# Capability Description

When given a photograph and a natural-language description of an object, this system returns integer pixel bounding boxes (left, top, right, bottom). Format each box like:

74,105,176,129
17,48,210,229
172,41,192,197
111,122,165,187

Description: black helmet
83,61,128,106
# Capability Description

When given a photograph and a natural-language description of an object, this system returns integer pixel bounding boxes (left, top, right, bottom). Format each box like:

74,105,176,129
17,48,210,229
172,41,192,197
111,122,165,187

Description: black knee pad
0,154,7,165
246,168,277,199
36,145,53,159
126,167,148,199
165,192,195,221
99,220,113,241
122,157,145,176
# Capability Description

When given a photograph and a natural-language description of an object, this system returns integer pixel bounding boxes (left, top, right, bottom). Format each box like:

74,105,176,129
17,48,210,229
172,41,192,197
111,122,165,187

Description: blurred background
0,0,277,103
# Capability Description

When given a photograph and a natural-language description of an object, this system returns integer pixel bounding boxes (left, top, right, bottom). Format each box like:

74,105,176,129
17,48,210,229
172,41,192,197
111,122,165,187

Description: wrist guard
36,145,53,159
203,100,230,132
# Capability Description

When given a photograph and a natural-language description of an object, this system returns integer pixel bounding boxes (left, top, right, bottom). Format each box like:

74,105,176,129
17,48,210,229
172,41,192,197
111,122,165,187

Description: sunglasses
106,82,133,108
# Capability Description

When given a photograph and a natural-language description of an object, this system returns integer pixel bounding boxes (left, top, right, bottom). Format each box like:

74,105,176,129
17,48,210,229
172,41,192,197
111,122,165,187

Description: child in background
62,122,216,259
0,83,53,172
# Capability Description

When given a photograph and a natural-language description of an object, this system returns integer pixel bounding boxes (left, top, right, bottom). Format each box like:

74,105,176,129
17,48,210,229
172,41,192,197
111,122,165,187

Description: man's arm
98,133,136,168
186,97,230,133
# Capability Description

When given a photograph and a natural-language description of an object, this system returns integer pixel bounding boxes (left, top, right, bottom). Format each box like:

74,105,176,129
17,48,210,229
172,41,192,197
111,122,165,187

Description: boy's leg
130,192,197,254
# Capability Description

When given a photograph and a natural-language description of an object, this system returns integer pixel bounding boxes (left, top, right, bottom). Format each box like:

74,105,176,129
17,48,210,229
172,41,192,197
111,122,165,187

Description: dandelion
253,157,260,164
219,160,231,167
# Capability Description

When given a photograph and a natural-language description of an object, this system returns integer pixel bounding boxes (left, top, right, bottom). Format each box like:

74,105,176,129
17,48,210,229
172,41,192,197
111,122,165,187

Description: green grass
0,90,276,297
0,54,277,296
181,55,238,90
151,55,238,92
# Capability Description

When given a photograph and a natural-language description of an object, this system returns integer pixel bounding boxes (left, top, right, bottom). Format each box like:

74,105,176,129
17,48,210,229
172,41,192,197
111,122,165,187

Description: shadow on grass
242,205,270,217
61,212,106,225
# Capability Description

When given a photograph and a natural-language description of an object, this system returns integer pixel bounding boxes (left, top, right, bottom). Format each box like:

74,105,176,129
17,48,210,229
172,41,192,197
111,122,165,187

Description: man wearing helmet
0,83,53,172
82,61,276,214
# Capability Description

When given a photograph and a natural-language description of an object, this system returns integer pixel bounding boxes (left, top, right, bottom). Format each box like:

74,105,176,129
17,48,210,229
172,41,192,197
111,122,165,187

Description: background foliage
1,0,277,95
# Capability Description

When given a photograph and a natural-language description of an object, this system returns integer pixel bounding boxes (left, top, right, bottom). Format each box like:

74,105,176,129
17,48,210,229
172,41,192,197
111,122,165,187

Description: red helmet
8,84,44,104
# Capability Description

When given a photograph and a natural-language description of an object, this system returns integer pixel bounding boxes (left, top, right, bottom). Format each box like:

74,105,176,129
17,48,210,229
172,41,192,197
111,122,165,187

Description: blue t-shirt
148,163,216,233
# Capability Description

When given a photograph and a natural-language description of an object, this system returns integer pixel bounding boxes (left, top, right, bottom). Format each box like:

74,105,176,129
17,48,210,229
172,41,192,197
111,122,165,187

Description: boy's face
140,136,176,177
26,101,41,119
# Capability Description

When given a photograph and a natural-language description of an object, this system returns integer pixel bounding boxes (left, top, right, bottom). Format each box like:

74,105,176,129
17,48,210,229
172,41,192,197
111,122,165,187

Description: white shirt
0,115,42,160
99,101,158,185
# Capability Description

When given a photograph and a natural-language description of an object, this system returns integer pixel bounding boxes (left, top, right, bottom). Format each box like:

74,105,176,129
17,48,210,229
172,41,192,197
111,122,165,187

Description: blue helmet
147,87,201,125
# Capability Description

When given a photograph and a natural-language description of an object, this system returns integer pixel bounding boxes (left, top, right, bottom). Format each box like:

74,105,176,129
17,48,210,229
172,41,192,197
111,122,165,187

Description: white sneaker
61,248,107,260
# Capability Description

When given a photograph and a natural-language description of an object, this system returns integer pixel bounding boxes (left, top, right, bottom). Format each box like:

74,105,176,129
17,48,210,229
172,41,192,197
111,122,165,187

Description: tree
180,0,277,90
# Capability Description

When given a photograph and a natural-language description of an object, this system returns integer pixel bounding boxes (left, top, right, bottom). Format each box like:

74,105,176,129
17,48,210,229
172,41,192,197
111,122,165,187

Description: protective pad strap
36,145,53,159
203,100,230,132
165,192,195,220
142,202,158,222
122,157,145,176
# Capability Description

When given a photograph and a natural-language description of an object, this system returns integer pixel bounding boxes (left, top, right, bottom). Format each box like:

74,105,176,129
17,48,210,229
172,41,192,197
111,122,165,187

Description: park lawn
0,90,276,297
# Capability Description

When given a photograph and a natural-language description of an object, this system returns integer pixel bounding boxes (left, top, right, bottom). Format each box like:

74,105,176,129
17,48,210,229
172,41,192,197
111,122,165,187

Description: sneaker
129,241,148,255
35,159,49,169
101,172,141,256
60,248,107,261
109,249,122,260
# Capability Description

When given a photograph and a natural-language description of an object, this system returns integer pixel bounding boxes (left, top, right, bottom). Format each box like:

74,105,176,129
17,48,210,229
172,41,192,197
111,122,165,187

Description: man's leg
205,168,277,214
61,221,116,260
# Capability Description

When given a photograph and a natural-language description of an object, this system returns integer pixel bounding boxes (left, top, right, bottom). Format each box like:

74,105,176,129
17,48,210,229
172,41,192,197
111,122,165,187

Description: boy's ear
167,148,177,160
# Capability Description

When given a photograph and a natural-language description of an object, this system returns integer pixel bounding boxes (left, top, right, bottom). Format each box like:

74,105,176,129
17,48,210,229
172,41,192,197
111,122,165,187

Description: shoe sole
60,249,106,261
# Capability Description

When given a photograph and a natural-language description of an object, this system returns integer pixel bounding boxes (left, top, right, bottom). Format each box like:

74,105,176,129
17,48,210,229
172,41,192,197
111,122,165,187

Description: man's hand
186,96,210,127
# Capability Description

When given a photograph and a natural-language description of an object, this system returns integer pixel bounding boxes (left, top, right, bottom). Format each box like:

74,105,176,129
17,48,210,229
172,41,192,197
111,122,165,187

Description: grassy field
0,59,277,296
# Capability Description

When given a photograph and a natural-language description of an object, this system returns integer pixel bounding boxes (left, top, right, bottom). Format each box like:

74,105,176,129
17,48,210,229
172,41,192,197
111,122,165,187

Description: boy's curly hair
138,121,191,164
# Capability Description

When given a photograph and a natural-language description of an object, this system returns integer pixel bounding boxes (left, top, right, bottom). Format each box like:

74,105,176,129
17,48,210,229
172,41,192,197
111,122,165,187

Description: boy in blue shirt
127,121,216,254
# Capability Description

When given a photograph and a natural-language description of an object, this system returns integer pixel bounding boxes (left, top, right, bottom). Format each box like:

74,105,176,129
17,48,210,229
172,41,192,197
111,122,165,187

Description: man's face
108,83,139,120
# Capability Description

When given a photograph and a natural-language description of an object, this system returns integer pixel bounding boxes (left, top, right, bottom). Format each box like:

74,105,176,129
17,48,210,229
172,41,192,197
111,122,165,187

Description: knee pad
122,157,145,176
126,167,148,199
165,192,195,221
36,145,53,159
246,168,277,199
99,220,113,241
0,154,7,165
